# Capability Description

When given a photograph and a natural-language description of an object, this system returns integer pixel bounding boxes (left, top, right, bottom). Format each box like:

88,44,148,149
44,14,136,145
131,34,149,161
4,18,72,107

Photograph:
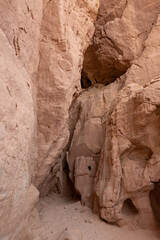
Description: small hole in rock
88,166,91,171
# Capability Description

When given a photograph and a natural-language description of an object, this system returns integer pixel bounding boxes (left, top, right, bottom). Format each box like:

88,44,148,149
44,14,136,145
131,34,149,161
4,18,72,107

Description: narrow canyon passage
31,71,160,239
1,0,160,239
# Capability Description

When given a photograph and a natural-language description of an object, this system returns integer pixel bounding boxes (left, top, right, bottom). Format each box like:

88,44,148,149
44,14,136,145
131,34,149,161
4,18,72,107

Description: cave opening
121,198,138,220
80,44,129,90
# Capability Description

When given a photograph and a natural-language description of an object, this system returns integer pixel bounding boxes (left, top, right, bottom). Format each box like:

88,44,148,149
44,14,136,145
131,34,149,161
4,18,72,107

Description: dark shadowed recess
121,198,138,219
81,44,129,89
150,181,160,226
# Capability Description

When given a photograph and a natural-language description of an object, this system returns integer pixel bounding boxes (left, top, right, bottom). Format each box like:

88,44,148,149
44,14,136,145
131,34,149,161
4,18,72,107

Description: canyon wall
34,0,99,196
0,0,98,239
0,1,43,238
83,0,160,85
0,28,38,240
68,0,160,230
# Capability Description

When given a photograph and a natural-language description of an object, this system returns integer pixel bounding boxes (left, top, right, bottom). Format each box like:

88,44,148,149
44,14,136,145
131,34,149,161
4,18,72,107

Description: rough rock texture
0,0,99,239
0,29,39,239
82,0,160,85
124,14,160,86
68,80,124,206
95,80,160,229
0,0,43,78
68,78,160,229
34,0,99,196
68,1,160,229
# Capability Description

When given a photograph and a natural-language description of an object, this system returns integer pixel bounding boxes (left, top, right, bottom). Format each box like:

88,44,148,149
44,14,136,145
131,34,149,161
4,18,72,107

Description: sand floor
31,193,160,240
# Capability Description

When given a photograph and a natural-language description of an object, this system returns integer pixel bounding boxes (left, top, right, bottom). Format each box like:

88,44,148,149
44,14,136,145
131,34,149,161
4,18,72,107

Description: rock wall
0,29,38,239
34,0,99,196
68,79,160,229
0,1,42,238
68,0,160,230
0,0,43,78
82,0,160,85
0,0,99,239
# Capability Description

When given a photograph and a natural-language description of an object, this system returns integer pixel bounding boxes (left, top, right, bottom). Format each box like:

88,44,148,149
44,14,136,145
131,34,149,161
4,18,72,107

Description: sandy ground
31,193,160,240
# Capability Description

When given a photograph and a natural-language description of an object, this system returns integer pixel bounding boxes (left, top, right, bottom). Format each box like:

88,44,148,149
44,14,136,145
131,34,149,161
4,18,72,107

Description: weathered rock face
0,0,43,78
95,80,160,229
125,14,160,86
0,0,99,239
68,0,160,230
82,0,160,85
0,29,39,239
0,2,43,238
34,0,99,196
68,80,125,206
68,78,160,229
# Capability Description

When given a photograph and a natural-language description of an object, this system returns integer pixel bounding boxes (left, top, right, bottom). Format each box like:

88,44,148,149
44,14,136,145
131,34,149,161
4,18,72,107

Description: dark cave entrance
80,44,129,90
121,198,138,220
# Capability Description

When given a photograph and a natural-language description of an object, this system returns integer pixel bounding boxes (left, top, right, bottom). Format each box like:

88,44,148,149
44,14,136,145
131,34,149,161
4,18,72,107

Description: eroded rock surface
0,0,43,78
68,80,124,206
0,29,38,239
0,0,99,239
68,1,160,230
68,79,160,229
34,0,99,196
82,0,160,85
